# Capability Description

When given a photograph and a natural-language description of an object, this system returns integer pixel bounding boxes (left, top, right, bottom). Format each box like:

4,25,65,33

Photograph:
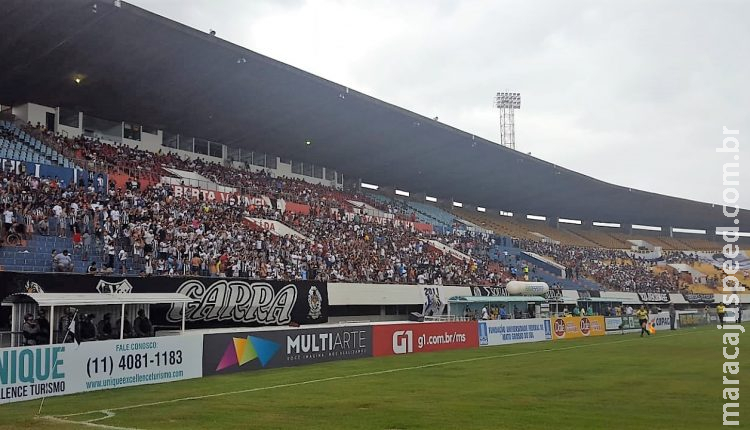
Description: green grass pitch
1,325,745,429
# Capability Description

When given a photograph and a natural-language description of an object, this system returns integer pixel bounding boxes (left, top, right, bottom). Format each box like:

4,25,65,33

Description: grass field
1,325,745,430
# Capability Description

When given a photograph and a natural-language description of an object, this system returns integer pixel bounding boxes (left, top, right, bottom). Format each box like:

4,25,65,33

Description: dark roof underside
0,0,745,229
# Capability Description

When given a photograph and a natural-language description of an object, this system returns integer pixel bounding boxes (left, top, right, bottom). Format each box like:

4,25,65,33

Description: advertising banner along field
372,321,479,356
0,334,203,404
551,316,606,340
202,326,372,376
0,272,328,329
478,319,552,346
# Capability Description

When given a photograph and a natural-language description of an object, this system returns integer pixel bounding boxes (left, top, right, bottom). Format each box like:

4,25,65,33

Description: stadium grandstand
0,1,748,428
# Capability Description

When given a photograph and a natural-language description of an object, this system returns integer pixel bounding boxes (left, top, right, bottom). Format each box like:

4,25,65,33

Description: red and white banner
172,185,274,208
372,321,479,356
243,217,307,240
343,212,433,233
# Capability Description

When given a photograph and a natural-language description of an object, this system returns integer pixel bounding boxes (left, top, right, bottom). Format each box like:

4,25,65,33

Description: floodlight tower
495,92,521,150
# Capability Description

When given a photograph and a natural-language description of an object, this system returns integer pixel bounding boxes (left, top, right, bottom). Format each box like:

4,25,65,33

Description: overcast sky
130,0,749,209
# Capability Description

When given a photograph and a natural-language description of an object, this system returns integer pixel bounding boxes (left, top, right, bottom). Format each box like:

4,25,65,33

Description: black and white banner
422,287,446,316
637,292,670,303
0,272,328,328
471,286,509,297
682,293,715,304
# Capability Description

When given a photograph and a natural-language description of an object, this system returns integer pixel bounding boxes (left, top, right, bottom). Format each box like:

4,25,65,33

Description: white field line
51,329,697,425
38,414,139,430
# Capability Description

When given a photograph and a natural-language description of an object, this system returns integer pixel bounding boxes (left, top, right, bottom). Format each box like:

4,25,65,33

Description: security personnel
636,305,650,337
717,303,726,328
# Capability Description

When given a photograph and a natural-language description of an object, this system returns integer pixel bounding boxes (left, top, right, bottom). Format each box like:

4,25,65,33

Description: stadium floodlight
395,189,409,197
425,196,437,202
526,214,546,221
477,206,486,213
495,91,521,150
360,182,378,190
452,201,463,208
499,211,513,217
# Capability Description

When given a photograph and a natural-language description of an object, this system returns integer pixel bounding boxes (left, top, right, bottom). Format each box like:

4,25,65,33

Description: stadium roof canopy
0,0,746,229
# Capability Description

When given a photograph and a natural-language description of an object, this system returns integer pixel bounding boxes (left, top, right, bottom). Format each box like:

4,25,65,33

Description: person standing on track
716,303,726,328
636,305,650,337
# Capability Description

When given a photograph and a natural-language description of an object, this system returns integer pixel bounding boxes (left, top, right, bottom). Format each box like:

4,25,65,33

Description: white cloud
129,0,750,208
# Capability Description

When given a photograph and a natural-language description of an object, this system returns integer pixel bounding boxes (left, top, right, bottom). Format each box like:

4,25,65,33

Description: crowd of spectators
518,239,685,293
3,122,734,293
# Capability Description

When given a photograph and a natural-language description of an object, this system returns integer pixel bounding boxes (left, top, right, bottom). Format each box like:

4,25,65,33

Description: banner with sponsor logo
372,321,479,356
605,317,623,331
471,286,509,297
638,292,670,303
650,312,675,331
201,326,372,376
620,316,642,330
478,319,551,346
682,293,715,304
0,334,202,404
551,316,606,340
678,313,709,327
0,272,328,328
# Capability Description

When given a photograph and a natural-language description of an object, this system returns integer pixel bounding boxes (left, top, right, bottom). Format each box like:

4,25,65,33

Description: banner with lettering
0,334,203,404
0,272,328,328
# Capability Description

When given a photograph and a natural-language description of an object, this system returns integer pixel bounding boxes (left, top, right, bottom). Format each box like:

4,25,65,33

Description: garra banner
0,272,328,328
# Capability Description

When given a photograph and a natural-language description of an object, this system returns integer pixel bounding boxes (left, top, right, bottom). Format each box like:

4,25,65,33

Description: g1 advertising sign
551,316,606,340
202,326,372,376
372,321,479,357
0,334,203,404
478,319,552,346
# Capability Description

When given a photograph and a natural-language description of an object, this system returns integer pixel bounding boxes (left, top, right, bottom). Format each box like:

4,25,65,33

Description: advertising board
551,316,606,340
478,319,551,346
202,326,372,376
372,321,478,356
0,334,203,404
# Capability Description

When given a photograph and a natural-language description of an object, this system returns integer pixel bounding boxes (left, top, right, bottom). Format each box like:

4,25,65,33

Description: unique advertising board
478,319,551,346
0,334,203,404
372,321,478,356
201,326,372,376
0,273,328,328
551,316,606,340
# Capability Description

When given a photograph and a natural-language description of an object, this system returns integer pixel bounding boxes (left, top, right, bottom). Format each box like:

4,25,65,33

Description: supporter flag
66,311,80,345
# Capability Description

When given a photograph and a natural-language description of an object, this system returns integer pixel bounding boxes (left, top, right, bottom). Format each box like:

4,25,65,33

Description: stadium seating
0,120,74,168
